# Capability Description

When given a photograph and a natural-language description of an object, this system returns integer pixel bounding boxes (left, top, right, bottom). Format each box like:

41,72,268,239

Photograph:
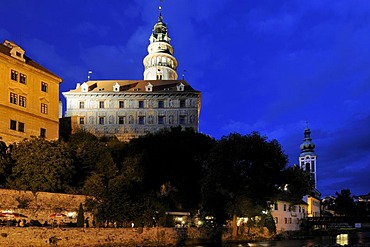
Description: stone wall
0,189,91,224
0,226,214,246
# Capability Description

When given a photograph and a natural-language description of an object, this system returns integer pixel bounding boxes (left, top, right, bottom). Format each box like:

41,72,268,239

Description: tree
128,127,216,213
9,138,74,193
335,189,356,216
278,165,313,204
0,141,14,187
201,132,288,239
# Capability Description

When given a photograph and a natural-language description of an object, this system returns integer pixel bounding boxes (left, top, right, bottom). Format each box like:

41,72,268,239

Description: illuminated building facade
0,40,62,144
270,200,308,233
62,8,201,141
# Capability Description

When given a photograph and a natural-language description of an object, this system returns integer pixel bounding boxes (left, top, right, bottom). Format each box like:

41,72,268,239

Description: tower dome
300,126,316,156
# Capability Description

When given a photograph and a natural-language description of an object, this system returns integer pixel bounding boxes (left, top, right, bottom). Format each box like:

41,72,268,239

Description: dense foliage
0,128,324,227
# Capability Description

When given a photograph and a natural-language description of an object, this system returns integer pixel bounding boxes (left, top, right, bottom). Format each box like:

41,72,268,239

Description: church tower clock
299,125,318,189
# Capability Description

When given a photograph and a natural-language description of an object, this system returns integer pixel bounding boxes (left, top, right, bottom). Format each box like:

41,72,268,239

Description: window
79,101,85,109
119,101,124,108
179,115,186,124
158,116,164,124
10,93,17,104
180,99,186,108
138,116,145,124
79,117,85,125
40,128,46,138
283,204,287,211
274,217,278,224
99,101,104,108
10,120,17,130
118,116,125,124
274,203,278,210
19,96,26,107
139,100,144,108
99,117,104,125
41,82,48,92
11,70,18,81
20,73,27,84
298,206,301,212
18,122,24,132
289,218,292,224
158,100,164,108
284,218,288,224
41,103,48,114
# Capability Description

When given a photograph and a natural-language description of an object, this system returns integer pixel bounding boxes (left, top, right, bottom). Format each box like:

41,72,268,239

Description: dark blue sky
1,0,370,197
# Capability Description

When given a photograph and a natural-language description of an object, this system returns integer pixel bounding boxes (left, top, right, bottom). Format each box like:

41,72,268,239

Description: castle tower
143,4,178,80
299,125,317,189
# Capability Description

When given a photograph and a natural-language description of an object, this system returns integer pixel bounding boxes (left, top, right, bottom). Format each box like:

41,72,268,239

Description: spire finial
87,70,92,81
158,0,163,21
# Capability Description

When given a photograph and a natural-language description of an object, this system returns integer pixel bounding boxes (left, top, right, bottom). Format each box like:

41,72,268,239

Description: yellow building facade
0,40,62,144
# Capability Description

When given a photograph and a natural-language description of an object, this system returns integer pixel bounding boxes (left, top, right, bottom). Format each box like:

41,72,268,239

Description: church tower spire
143,2,178,80
299,124,318,189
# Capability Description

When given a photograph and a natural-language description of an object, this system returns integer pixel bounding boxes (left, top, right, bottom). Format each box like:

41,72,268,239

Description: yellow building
0,40,62,144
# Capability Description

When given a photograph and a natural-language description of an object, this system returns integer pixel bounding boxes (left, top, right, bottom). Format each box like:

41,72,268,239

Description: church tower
143,5,178,80
299,125,317,189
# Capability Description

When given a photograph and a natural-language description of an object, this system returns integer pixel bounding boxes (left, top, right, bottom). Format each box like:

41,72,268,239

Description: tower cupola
300,127,316,155
143,4,178,80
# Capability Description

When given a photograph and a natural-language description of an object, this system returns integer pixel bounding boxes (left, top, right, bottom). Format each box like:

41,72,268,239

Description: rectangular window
99,101,104,108
41,82,48,92
158,100,164,108
158,116,164,124
179,115,186,124
284,218,288,224
139,100,144,108
19,96,26,107
18,122,24,132
11,70,18,81
41,103,48,114
20,73,27,84
138,116,145,124
180,99,186,108
79,117,85,125
283,204,287,211
274,217,278,224
10,93,17,104
79,101,85,109
311,161,315,172
40,128,46,138
10,120,17,130
119,101,124,108
118,116,125,124
99,117,104,125
274,203,278,210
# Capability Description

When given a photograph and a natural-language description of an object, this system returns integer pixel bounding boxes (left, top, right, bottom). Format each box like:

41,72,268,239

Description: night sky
1,0,370,198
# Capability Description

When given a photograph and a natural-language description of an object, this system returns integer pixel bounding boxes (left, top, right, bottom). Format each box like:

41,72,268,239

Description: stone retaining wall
0,226,213,246
0,189,91,224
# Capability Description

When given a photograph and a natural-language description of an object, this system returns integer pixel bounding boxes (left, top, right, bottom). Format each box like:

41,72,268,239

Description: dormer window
81,82,88,92
145,82,153,92
4,40,26,62
177,83,185,91
113,82,120,92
